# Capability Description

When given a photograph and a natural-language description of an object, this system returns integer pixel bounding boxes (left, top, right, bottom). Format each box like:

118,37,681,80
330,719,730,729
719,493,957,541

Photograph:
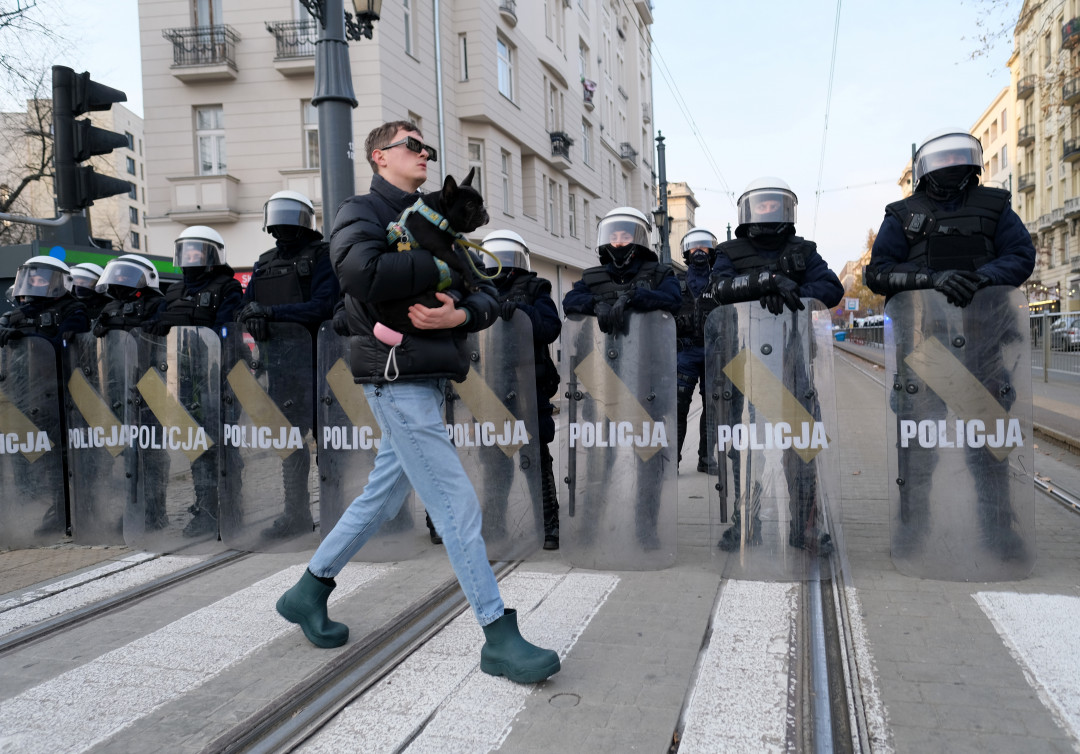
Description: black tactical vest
676,271,719,346
497,272,560,399
248,240,327,306
884,186,1010,272
579,260,671,304
721,235,812,282
160,270,235,327
96,290,165,331
0,296,83,337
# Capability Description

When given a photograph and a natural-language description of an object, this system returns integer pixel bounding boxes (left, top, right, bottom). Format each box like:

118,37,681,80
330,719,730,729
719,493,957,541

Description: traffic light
51,65,133,212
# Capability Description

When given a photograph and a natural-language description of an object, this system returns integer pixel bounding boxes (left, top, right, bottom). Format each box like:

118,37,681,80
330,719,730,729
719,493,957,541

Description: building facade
138,0,659,299
0,100,148,252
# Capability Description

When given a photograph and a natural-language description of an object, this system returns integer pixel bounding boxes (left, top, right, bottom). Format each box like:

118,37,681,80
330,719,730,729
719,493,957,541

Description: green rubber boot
276,569,349,648
480,609,561,684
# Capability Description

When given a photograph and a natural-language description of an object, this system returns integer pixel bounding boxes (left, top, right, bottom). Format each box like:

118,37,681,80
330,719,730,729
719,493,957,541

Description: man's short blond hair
365,120,422,173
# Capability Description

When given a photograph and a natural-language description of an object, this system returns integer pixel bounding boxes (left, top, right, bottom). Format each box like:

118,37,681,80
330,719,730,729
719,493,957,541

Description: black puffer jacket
330,174,498,384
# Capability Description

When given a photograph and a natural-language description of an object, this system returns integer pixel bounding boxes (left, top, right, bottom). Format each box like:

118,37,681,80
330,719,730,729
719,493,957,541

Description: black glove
93,322,110,338
760,293,786,316
331,306,351,336
0,327,24,347
143,320,171,337
498,300,518,321
609,295,631,335
237,302,272,340
772,273,805,313
594,301,615,333
932,270,981,307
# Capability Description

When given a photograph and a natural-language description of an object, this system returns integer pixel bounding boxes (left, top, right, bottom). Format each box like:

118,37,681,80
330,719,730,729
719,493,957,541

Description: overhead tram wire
617,0,737,206
812,0,844,239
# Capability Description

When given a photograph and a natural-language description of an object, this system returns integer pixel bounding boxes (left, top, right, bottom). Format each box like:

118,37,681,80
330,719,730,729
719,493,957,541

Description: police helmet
597,206,653,267
174,225,226,270
680,227,718,264
12,256,72,300
262,190,320,238
70,263,105,300
97,254,160,294
481,229,531,273
912,128,982,190
736,177,798,233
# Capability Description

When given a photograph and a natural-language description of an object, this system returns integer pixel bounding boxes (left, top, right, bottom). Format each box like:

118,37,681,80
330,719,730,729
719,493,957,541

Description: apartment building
0,100,148,252
138,0,659,298
1008,0,1080,312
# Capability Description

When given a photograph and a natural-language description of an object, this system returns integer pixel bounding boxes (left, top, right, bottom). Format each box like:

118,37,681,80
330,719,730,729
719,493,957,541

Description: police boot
425,512,443,545
276,569,349,648
183,488,219,538
541,446,560,550
264,454,315,539
675,382,694,471
480,609,561,684
977,480,1027,561
718,482,762,551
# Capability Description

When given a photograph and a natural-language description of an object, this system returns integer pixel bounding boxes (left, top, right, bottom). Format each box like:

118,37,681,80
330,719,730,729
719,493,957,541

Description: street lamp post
654,131,671,264
299,0,382,239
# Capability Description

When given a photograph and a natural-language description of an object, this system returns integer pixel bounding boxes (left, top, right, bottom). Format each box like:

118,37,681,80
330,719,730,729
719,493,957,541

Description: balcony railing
163,25,240,69
1017,124,1035,146
1018,74,1036,99
1065,137,1080,162
1064,17,1080,48
499,0,517,26
266,20,317,59
1018,172,1036,192
1066,77,1080,106
550,131,574,161
618,142,638,166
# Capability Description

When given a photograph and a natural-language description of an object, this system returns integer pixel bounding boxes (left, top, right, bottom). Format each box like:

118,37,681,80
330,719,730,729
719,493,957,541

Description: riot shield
885,287,1034,581
704,300,843,581
0,337,67,548
63,331,137,545
450,311,543,561
559,311,677,570
317,325,423,562
125,326,223,553
219,323,316,552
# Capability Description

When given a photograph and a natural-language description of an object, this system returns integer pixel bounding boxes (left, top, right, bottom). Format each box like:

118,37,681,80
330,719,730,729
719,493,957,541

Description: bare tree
0,73,53,244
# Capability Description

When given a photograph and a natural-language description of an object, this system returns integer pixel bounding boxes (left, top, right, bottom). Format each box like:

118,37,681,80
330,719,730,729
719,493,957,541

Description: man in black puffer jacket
275,120,560,686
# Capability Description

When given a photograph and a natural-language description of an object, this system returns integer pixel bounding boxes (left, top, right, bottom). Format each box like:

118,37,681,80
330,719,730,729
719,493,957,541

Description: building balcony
618,142,638,167
550,131,573,170
499,0,517,26
1017,74,1036,100
1017,124,1035,146
1065,77,1080,106
1064,17,1080,48
1065,196,1080,218
1065,137,1080,162
582,78,596,111
266,20,317,76
166,173,241,224
162,25,240,82
1017,172,1036,192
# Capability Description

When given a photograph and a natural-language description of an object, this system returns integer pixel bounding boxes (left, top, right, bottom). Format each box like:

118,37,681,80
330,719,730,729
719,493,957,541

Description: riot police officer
711,178,843,553
675,227,721,475
147,226,243,537
70,263,110,322
482,229,563,550
236,190,340,539
0,256,90,535
864,129,1035,560
93,254,166,335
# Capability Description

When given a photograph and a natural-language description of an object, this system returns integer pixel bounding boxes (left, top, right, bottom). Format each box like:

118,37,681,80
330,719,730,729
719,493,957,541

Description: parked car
1051,316,1080,350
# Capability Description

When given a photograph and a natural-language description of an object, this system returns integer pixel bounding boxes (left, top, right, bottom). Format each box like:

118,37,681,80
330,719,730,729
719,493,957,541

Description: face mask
688,249,711,267
926,166,974,199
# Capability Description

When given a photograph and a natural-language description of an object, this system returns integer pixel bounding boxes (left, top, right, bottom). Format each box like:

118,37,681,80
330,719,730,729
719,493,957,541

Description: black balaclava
924,166,976,202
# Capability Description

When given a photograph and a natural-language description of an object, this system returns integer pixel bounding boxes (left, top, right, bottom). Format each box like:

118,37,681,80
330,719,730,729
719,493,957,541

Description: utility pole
655,131,671,265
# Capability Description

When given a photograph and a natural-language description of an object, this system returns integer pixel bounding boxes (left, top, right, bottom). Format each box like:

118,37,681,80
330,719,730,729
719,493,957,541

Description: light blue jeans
308,378,505,626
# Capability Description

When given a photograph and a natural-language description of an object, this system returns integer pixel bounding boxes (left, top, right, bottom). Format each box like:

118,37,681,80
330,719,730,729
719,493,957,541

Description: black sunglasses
377,136,438,162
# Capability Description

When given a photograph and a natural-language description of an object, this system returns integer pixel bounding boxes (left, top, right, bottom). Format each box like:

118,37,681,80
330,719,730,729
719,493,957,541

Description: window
501,150,512,215
403,0,414,57
195,105,226,175
126,156,136,175
547,80,562,132
568,191,577,237
497,35,514,100
583,198,591,241
608,160,616,199
128,183,137,200
302,99,319,169
1001,145,1008,169
579,39,589,80
459,34,469,81
129,206,138,224
124,131,134,150
468,140,484,197
547,178,558,234
130,231,140,250
1001,109,1007,131
581,119,592,166
194,0,222,26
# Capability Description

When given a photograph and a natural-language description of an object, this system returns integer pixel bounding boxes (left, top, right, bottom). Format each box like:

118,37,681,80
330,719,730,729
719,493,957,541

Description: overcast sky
13,0,1023,273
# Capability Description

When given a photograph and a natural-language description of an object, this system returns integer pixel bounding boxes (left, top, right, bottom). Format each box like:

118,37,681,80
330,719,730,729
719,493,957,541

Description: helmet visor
489,247,530,272
596,215,651,251
914,134,982,185
174,239,222,269
70,269,100,296
12,264,70,299
97,261,151,292
738,188,797,225
263,198,316,232
681,229,717,253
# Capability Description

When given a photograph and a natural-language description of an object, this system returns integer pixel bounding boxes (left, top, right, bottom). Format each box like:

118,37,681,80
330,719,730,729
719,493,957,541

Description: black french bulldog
376,168,490,334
